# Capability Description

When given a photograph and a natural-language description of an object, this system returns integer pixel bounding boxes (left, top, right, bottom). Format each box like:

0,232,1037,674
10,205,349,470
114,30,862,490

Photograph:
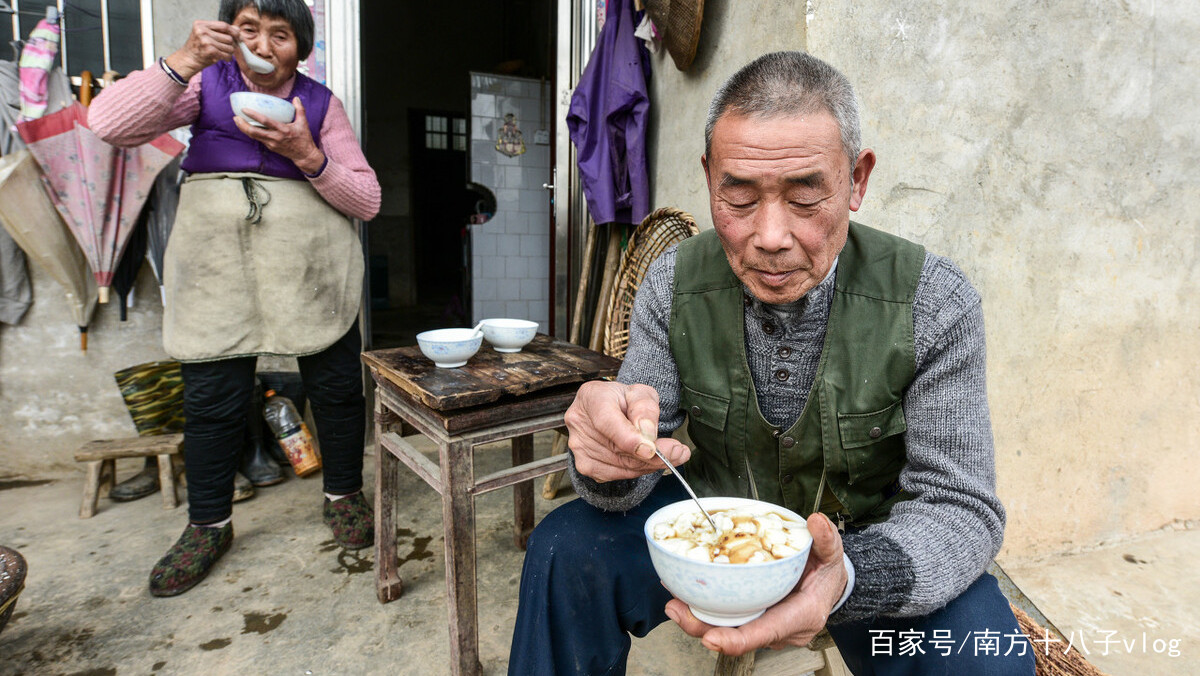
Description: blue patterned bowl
230,91,295,128
480,318,538,352
416,328,483,368
644,497,812,627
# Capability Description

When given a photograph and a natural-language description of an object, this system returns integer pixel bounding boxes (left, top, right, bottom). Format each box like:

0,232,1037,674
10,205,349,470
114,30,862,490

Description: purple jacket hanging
567,0,650,226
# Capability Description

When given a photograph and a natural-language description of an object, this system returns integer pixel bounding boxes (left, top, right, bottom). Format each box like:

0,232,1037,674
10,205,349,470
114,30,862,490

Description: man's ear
701,153,711,190
849,148,876,212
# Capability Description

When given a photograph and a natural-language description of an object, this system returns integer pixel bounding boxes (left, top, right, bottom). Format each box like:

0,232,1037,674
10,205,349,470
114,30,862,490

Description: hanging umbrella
112,200,148,320
16,102,185,304
17,12,61,123
0,150,97,349
144,154,184,306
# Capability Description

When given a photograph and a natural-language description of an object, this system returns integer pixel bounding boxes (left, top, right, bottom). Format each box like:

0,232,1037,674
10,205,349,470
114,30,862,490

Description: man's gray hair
219,0,315,60
705,51,862,169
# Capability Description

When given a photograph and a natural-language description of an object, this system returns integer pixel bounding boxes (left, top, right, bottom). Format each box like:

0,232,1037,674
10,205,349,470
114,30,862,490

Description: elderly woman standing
90,0,381,597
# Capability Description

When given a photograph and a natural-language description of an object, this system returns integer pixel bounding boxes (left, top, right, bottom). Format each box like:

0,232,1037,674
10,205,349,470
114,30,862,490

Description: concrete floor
0,432,713,675
1001,525,1200,676
1,431,1197,675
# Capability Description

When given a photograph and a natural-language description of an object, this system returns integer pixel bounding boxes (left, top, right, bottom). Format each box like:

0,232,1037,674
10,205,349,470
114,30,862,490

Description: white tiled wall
469,72,553,333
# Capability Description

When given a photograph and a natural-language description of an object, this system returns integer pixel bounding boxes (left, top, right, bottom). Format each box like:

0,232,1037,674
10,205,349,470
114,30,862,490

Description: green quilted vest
669,222,925,525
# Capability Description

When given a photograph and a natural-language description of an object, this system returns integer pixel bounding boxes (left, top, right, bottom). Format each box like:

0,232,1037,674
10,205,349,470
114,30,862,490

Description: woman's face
231,6,301,90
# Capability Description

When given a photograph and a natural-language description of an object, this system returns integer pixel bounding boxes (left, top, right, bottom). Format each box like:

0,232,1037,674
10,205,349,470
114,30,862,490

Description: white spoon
238,40,275,74
471,320,486,337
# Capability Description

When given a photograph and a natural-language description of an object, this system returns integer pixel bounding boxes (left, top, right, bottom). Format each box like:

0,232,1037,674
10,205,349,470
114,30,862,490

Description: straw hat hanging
643,0,705,70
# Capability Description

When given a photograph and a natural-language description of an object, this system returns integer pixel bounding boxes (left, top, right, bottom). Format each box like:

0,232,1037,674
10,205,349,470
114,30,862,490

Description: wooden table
362,334,620,676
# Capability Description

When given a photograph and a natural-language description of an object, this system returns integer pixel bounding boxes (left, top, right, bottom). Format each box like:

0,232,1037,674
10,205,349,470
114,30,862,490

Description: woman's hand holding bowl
233,97,326,175
665,511,848,656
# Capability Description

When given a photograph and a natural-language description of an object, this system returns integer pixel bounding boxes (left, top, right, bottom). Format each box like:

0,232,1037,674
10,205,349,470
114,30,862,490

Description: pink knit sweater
89,64,380,221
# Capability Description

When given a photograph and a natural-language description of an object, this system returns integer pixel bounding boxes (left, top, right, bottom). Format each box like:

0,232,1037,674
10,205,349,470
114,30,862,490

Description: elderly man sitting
507,51,1034,675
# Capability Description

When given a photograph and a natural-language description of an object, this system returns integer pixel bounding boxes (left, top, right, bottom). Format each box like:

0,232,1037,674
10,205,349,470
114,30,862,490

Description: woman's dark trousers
179,324,366,524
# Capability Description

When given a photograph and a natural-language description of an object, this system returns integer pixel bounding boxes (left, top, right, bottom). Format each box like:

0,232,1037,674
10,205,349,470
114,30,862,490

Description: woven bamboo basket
602,207,699,360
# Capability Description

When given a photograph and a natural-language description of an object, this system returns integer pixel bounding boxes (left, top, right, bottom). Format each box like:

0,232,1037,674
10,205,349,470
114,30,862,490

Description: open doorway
361,1,555,349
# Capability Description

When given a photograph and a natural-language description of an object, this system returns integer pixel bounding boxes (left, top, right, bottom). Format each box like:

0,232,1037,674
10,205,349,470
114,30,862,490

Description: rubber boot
110,457,160,502
241,381,285,487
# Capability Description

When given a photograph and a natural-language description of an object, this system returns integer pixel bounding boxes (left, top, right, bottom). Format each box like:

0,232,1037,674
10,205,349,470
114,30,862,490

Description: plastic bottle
262,389,321,477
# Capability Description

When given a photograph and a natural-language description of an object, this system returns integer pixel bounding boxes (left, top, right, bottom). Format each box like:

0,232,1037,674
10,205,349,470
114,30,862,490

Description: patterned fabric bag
113,360,185,436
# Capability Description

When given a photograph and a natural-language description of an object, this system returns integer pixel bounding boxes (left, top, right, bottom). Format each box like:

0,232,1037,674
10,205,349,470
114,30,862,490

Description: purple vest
182,60,331,180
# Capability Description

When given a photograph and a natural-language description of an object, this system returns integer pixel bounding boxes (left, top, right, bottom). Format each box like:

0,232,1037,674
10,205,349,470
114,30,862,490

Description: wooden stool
74,433,184,518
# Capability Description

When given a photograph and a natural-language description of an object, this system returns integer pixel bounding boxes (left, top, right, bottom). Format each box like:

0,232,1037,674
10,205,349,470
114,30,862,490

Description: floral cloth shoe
149,523,233,597
322,492,374,549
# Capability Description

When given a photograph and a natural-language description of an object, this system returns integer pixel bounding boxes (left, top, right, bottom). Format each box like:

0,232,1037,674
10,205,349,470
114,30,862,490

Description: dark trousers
180,324,366,524
508,479,1035,676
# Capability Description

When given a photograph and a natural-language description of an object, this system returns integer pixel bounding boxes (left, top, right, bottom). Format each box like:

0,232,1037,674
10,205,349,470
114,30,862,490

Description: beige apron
163,172,363,362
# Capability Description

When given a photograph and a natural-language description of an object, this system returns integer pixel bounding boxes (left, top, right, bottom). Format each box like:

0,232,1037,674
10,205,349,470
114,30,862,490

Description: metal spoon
238,40,275,74
650,445,720,534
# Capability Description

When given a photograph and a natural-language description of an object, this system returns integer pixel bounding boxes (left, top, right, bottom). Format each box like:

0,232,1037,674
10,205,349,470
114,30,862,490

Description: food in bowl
230,91,296,128
651,505,812,564
645,497,812,627
480,318,538,352
416,328,483,368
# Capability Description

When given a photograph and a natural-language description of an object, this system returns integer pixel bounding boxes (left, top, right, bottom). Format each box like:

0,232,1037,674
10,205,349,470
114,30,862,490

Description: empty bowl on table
230,91,295,128
480,318,538,353
416,328,483,368
644,497,812,627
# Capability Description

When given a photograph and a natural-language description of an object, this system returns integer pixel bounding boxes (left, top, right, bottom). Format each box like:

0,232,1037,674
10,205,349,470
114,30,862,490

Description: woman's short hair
219,0,315,60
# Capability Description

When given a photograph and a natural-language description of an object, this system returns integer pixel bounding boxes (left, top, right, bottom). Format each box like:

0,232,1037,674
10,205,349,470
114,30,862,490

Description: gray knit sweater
567,242,1006,622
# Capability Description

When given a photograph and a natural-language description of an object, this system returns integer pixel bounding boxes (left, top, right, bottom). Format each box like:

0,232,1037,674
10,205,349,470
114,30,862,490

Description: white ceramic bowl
480,318,538,353
416,328,483,368
230,91,295,128
644,497,812,627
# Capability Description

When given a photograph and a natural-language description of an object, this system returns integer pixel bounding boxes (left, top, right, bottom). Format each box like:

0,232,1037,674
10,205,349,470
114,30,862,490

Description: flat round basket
0,545,28,637
603,207,699,360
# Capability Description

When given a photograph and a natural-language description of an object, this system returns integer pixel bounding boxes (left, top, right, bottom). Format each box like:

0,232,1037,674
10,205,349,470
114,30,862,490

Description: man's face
703,110,875,305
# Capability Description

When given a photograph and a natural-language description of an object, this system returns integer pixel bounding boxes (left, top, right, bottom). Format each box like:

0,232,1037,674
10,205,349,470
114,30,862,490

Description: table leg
374,397,404,603
512,434,535,550
156,453,178,509
442,438,481,676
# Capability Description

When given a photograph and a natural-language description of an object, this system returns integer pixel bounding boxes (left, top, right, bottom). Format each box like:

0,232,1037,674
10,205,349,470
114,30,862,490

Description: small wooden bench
74,434,184,518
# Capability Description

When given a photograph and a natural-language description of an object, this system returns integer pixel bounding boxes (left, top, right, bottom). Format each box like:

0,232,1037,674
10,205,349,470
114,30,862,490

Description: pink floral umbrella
16,102,184,303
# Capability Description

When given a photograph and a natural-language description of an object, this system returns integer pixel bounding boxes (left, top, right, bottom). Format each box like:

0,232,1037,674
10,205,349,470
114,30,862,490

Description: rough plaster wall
646,0,809,223
152,0,196,62
0,266,168,475
648,1,1199,558
808,0,1199,558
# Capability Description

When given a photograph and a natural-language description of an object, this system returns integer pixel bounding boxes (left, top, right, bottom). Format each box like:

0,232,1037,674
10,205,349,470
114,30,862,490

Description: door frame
552,0,598,339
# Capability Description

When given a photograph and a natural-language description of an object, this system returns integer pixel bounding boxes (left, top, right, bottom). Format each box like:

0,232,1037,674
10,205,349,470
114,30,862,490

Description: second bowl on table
480,318,538,352
416,328,482,368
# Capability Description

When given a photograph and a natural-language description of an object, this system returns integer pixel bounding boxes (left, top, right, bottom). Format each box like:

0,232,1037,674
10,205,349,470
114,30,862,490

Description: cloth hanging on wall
17,17,60,122
0,60,73,325
0,222,29,324
567,0,650,226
